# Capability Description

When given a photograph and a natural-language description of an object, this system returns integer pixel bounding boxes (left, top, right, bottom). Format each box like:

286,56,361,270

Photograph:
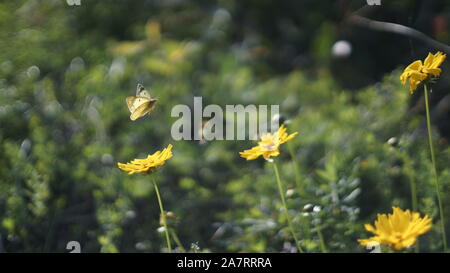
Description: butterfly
126,84,158,121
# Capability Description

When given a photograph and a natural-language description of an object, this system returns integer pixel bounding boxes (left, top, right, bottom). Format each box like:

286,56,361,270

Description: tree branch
347,14,450,54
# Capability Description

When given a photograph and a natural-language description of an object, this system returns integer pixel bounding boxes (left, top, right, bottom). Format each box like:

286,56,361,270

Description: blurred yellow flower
146,19,161,43
400,51,446,93
358,207,432,250
117,144,173,175
240,125,298,160
111,20,161,56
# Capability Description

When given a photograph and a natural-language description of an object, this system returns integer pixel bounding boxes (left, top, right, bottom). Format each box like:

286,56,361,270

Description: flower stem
170,228,186,252
401,154,419,252
288,142,304,195
410,172,420,253
400,151,418,212
272,162,304,253
316,225,327,253
152,179,172,253
408,170,418,214
424,84,447,252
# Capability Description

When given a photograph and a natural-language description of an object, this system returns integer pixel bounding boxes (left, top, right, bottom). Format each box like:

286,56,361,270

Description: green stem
152,179,172,253
409,170,418,213
273,162,304,253
402,154,419,252
288,142,304,194
400,152,418,212
170,228,186,252
424,84,447,252
411,171,420,253
316,225,327,253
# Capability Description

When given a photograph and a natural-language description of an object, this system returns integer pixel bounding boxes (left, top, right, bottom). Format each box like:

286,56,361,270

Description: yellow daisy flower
358,207,432,251
400,51,446,93
240,125,298,160
117,144,173,175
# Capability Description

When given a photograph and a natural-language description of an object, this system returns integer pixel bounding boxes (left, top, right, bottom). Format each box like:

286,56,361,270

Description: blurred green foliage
2,0,450,252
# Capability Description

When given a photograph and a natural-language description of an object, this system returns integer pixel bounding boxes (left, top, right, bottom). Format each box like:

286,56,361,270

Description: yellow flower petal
117,144,173,175
358,207,432,251
423,53,434,68
239,125,298,160
405,60,423,72
400,52,445,93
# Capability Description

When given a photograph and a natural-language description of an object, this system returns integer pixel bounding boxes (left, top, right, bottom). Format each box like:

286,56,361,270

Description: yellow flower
240,125,298,160
117,144,173,175
400,51,446,93
358,207,432,250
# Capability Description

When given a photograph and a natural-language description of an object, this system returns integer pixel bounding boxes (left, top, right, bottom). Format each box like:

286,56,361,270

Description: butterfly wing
126,96,149,117
127,84,157,121
135,83,152,98
136,83,145,96
126,96,137,112
138,90,151,99
129,98,157,121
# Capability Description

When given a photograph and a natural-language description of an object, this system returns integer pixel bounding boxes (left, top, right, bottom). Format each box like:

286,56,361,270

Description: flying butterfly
126,84,158,121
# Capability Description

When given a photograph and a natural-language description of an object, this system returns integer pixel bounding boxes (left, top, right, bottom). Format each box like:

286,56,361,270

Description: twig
347,14,450,55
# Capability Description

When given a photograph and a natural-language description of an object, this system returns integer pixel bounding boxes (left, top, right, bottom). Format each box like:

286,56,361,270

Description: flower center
259,133,280,152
